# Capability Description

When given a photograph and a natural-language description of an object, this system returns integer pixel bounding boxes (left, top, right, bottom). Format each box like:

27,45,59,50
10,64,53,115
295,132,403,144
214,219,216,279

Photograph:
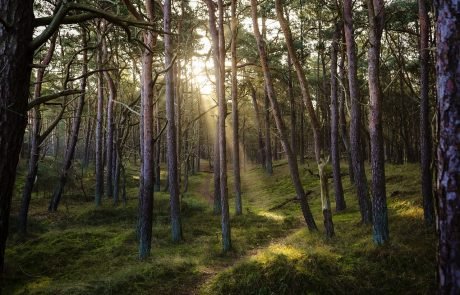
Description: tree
330,22,346,212
164,0,183,242
418,0,434,226
343,0,372,224
274,0,334,237
367,0,389,245
435,0,460,292
231,0,243,215
250,0,317,232
0,0,35,273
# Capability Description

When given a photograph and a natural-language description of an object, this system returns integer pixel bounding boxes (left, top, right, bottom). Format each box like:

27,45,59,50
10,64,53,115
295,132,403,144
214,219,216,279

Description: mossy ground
3,159,435,294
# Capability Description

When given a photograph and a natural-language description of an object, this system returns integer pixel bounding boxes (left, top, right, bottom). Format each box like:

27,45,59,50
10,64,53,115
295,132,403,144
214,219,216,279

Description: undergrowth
3,160,435,294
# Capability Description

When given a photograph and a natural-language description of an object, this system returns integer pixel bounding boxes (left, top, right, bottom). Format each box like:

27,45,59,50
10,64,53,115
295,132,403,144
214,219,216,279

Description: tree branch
28,89,82,110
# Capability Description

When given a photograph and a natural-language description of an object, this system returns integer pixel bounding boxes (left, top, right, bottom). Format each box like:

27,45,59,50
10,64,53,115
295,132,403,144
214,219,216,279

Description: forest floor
3,159,436,294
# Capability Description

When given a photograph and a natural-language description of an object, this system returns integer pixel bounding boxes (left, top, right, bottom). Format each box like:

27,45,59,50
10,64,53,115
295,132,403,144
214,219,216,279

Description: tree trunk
164,0,183,242
435,0,460,292
49,29,88,212
19,32,58,234
231,0,242,216
0,0,35,273
249,84,266,167
217,0,231,252
95,34,105,207
343,0,372,224
251,0,317,231
367,0,388,245
275,0,332,235
139,0,157,259
418,0,434,226
104,38,116,201
330,23,346,212
262,15,273,175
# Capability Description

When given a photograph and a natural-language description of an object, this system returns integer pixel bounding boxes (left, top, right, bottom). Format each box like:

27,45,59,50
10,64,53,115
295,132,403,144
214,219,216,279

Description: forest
0,0,459,294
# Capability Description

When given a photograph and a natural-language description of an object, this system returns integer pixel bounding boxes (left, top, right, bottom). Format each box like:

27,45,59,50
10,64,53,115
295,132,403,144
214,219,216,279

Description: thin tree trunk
435,0,460,292
418,0,434,226
330,22,346,212
250,0,317,231
95,31,105,207
49,29,88,212
343,0,372,224
249,84,266,167
367,0,388,245
275,0,332,237
231,0,242,215
217,0,231,252
164,0,183,242
262,15,273,175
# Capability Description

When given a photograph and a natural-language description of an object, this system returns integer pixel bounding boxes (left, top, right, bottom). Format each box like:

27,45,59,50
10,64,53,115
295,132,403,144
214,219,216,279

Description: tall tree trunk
49,29,88,212
217,0,231,252
231,0,242,215
19,32,58,234
418,0,434,226
367,0,388,245
139,0,157,259
330,23,346,212
164,0,183,242
435,0,460,292
204,0,222,216
275,0,333,237
250,0,317,231
104,38,116,201
95,33,105,207
0,0,35,273
343,0,372,224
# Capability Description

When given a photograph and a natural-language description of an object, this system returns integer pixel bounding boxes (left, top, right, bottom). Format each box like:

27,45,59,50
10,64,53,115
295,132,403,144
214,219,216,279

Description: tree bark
343,0,372,224
250,0,317,231
0,0,35,273
418,0,434,226
367,0,389,245
217,0,231,252
330,22,346,212
139,0,157,259
435,0,460,292
164,0,183,242
231,0,242,216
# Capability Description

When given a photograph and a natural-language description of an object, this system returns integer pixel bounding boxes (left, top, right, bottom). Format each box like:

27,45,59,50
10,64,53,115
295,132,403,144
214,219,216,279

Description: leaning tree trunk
330,22,346,212
418,0,434,226
367,0,388,245
0,1,35,273
231,0,242,215
435,0,460,292
275,0,332,237
19,32,58,234
49,29,88,212
250,0,317,231
164,0,183,243
343,0,372,224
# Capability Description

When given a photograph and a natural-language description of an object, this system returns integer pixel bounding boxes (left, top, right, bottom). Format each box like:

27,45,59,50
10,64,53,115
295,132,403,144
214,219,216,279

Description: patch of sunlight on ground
267,244,303,260
390,199,424,219
256,211,285,222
